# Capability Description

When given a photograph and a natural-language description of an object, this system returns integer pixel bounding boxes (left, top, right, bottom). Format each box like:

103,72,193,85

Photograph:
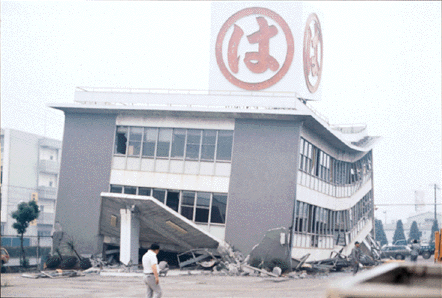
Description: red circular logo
303,13,323,94
216,7,294,91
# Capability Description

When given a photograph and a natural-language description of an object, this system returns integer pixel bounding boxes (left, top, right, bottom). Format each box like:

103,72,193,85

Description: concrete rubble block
228,263,239,276
287,272,299,279
272,266,282,277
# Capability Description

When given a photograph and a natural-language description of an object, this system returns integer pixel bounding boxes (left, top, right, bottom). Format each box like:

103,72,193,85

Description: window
124,186,136,195
138,187,151,196
186,129,201,160
157,128,172,158
115,126,128,155
171,129,186,158
195,192,210,223
201,130,216,161
166,191,179,212
107,185,229,225
128,127,143,156
181,191,195,220
216,131,233,161
211,194,227,224
142,128,157,157
152,189,166,203
110,185,123,193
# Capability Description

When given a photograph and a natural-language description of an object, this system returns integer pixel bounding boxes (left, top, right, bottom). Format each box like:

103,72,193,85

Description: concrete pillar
119,208,140,266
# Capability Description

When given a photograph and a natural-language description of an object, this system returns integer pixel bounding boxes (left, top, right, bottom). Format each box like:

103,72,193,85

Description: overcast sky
1,1,441,224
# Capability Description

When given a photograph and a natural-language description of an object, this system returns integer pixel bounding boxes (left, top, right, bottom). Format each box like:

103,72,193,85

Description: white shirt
142,250,158,274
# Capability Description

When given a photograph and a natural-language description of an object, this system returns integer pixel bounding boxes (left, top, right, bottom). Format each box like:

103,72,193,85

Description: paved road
1,271,351,298
1,257,437,297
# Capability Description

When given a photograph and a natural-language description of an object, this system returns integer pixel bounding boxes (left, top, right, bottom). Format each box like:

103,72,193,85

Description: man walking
142,244,162,298
351,241,362,275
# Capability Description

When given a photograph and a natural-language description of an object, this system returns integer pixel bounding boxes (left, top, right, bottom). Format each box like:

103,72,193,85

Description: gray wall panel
225,119,302,254
55,112,116,254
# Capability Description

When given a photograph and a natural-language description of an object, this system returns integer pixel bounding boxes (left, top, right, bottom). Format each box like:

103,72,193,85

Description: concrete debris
272,266,282,277
22,270,84,279
158,261,169,277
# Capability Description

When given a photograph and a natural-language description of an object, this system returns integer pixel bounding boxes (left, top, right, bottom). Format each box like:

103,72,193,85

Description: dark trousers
352,261,359,275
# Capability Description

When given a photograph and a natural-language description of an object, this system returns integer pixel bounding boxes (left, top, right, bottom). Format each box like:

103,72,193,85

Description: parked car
393,239,407,246
380,245,411,260
1,247,9,273
419,242,435,259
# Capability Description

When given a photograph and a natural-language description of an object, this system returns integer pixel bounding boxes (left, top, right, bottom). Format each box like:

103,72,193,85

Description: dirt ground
1,271,350,298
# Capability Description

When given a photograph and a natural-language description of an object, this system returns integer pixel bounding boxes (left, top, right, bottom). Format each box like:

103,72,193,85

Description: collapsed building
50,2,380,268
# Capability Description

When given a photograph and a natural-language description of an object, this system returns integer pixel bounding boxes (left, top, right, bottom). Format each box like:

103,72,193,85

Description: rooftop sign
210,2,323,100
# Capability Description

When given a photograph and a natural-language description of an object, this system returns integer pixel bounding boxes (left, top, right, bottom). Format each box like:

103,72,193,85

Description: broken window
166,191,179,212
195,192,210,223
211,194,227,224
186,129,202,160
181,191,196,220
142,128,157,157
115,126,128,155
171,129,186,158
157,128,172,158
128,127,143,156
201,130,216,161
216,131,233,161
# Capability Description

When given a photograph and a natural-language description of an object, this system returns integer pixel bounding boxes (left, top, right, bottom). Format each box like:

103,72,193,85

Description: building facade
384,212,442,244
1,128,61,247
51,88,378,261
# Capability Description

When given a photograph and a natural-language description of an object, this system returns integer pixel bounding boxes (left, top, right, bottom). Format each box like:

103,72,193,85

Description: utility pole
432,184,440,221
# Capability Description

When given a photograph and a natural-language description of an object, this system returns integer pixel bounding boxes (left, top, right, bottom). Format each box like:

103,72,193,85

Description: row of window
114,126,234,162
299,138,372,185
110,185,227,225
293,190,373,247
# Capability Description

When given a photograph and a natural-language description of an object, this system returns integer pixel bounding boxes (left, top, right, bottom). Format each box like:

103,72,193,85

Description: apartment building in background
1,128,62,247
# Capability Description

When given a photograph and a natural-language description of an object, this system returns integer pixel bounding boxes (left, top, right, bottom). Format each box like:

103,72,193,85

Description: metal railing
38,186,57,199
75,86,298,98
38,160,60,174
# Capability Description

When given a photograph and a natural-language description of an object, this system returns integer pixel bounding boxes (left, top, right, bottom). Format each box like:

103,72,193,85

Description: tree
393,220,406,244
430,219,439,243
375,219,388,246
11,201,40,267
408,221,421,242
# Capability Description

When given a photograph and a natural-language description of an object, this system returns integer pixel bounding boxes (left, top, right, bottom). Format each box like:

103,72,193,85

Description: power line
375,203,442,206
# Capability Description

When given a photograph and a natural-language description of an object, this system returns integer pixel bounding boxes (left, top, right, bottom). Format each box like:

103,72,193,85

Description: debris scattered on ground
22,270,84,279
